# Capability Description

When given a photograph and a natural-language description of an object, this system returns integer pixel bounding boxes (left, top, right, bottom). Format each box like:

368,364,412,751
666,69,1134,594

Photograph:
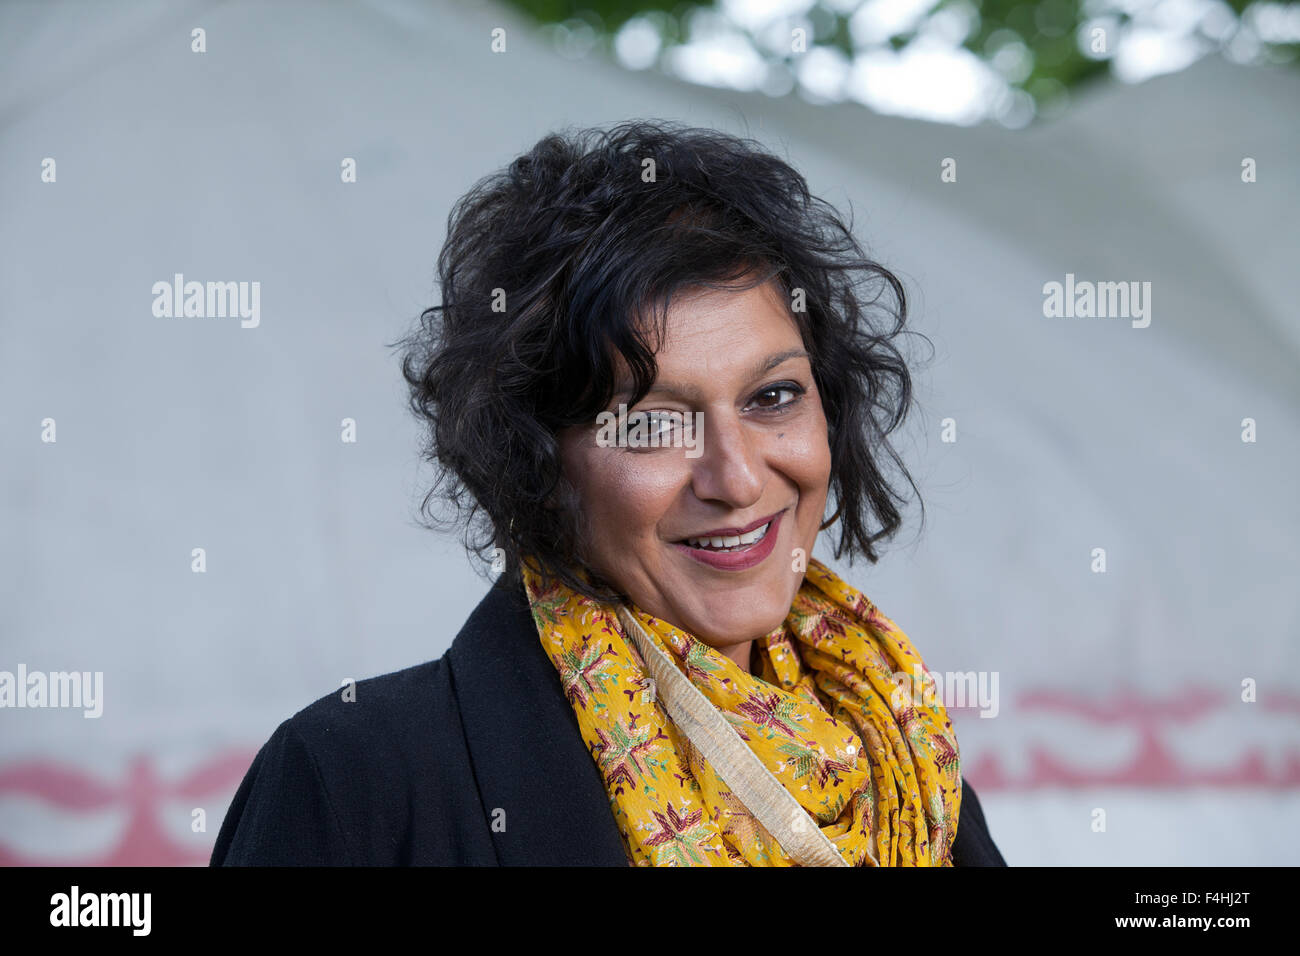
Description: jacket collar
447,576,629,865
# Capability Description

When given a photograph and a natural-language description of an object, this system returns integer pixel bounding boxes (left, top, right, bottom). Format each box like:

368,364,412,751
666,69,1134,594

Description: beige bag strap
616,605,853,867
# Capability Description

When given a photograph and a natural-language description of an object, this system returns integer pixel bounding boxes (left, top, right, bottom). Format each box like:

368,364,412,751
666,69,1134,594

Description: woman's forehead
611,309,810,401
656,284,803,355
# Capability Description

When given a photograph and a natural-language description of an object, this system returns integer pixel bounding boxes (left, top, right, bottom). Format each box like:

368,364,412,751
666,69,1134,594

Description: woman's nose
688,412,764,507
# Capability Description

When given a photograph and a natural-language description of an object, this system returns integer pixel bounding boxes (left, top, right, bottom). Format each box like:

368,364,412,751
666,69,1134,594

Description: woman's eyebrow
612,348,811,402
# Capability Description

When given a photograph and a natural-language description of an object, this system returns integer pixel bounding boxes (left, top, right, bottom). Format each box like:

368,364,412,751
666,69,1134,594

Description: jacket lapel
447,577,628,865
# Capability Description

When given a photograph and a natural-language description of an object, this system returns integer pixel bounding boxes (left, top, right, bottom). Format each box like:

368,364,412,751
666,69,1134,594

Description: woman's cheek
594,450,686,521
774,417,832,547
770,413,831,477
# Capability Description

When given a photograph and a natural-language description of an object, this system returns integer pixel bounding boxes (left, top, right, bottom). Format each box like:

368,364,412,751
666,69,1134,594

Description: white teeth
686,522,770,551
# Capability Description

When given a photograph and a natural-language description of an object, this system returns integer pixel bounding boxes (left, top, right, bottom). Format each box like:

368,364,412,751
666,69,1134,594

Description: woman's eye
750,384,803,410
645,412,676,438
618,410,682,446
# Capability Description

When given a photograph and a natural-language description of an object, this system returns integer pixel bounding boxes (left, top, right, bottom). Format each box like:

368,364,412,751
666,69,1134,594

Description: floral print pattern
522,557,962,866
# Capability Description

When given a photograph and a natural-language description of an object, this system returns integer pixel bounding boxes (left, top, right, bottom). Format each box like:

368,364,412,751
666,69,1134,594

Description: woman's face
557,280,832,669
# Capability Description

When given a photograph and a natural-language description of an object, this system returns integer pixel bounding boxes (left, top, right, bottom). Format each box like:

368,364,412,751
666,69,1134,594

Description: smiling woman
556,280,831,673
211,121,1006,867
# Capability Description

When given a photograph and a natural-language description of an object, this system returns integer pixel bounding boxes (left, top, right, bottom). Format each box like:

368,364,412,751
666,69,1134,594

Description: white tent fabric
1,0,1296,865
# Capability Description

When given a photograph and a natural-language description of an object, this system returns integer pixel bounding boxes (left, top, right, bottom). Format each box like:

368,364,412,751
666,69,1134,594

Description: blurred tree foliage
499,0,1299,120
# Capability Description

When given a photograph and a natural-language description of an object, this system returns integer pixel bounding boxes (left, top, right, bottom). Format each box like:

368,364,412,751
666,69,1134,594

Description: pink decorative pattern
952,685,1300,789
0,751,254,866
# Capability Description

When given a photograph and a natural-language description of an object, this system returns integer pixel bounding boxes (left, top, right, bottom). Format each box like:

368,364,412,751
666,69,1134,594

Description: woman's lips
670,510,784,571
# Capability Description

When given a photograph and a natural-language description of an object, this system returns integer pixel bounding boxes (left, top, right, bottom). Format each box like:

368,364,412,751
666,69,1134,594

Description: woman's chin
679,602,789,650
677,574,799,640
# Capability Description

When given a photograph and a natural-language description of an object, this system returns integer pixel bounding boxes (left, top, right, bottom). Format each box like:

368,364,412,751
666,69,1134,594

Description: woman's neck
720,640,757,675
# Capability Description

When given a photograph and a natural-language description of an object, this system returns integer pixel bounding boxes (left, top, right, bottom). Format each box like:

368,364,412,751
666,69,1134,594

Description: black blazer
212,575,1007,866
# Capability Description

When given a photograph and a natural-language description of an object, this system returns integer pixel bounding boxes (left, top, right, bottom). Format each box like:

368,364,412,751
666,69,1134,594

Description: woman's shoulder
282,576,531,746
282,656,453,754
209,580,542,866
209,655,481,866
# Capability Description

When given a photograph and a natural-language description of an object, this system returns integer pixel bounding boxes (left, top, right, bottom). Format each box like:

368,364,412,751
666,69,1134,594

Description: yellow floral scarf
521,556,962,866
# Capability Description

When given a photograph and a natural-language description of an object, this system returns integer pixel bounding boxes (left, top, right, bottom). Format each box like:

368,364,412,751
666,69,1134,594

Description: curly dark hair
396,120,926,604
